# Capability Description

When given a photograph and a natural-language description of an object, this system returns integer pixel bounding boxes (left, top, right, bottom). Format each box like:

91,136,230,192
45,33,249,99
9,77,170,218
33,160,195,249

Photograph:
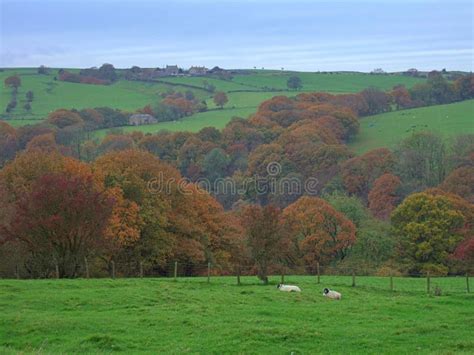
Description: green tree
287,76,302,90
202,148,230,184
392,192,464,275
395,132,446,193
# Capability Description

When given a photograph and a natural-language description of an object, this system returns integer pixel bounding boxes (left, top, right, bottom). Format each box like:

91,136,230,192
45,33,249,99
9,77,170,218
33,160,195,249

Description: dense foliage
0,72,473,278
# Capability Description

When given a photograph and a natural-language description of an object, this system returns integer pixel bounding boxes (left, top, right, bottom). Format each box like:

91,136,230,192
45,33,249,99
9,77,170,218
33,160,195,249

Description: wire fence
6,259,471,295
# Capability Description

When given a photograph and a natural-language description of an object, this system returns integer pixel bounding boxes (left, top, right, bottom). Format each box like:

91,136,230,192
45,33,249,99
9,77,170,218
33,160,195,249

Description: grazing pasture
349,99,474,154
230,71,423,92
1,276,472,353
1,68,423,128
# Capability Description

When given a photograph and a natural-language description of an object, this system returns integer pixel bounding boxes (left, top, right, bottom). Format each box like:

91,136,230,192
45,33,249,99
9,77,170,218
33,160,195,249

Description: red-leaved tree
4,173,115,277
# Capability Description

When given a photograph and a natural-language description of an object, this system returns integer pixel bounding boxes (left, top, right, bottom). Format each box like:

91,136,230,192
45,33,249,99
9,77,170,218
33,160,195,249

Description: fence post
139,261,144,278
237,265,241,286
207,262,211,283
352,270,356,287
15,265,20,280
390,272,393,292
427,271,430,294
467,273,470,293
84,257,90,279
174,261,178,280
111,260,115,279
316,262,320,284
55,263,60,279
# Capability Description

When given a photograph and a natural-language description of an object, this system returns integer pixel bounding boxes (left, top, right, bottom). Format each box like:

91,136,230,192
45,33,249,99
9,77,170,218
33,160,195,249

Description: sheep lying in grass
323,288,341,300
277,284,301,292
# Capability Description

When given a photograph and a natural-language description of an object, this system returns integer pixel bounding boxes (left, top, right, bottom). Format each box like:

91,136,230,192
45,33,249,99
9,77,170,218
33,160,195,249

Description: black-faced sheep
323,288,341,300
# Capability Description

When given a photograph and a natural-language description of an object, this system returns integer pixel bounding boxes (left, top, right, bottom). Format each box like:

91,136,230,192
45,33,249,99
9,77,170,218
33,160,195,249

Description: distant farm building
189,66,209,76
129,114,158,126
165,65,179,76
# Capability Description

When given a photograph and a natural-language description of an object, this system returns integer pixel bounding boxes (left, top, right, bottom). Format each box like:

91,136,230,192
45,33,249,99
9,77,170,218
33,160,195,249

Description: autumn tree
25,133,59,153
4,75,21,88
241,204,287,283
213,91,228,109
454,74,474,100
98,134,135,154
282,196,356,272
3,173,114,277
47,109,84,129
341,148,395,200
360,88,391,115
390,85,413,109
454,237,474,272
368,173,402,219
392,192,465,275
0,122,18,167
94,150,182,269
439,166,474,203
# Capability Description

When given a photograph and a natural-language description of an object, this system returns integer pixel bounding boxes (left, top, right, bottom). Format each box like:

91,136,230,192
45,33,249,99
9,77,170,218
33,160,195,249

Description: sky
0,0,473,72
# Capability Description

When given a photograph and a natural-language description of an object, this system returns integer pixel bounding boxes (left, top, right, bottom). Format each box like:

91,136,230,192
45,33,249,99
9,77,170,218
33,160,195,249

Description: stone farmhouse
129,114,158,126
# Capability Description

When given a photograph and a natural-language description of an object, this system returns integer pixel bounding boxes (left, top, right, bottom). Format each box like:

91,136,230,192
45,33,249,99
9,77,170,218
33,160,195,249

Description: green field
231,71,423,93
0,69,207,121
1,276,472,353
349,100,474,154
1,68,424,133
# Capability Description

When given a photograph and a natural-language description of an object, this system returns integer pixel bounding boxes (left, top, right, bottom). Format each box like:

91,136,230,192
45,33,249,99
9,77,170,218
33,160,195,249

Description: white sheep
277,284,301,292
323,288,341,300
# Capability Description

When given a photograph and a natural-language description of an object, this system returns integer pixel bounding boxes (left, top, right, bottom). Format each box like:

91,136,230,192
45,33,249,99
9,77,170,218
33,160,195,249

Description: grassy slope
0,69,205,121
349,100,474,154
231,71,423,92
1,69,423,134
1,276,472,353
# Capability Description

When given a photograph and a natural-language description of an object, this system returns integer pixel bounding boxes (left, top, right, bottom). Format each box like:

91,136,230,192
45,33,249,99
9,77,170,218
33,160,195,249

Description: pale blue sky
1,0,472,71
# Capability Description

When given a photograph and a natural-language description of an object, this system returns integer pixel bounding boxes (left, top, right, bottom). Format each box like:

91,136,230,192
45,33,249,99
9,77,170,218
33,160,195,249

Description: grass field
349,99,474,154
231,71,423,93
1,276,472,353
0,69,207,121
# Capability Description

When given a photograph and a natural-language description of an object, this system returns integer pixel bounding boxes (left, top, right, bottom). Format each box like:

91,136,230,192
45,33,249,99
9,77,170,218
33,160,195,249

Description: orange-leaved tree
282,196,356,273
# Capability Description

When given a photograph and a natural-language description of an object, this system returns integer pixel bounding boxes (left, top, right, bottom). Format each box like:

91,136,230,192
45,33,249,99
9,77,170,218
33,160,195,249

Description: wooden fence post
139,261,144,278
84,257,90,279
316,262,320,284
427,271,430,294
467,273,470,293
174,261,178,280
352,270,356,287
237,265,241,286
15,265,20,280
55,263,60,279
111,260,115,279
207,262,211,283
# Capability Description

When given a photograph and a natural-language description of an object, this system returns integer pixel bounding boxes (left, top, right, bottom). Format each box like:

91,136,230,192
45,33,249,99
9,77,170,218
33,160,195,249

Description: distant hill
1,68,423,129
